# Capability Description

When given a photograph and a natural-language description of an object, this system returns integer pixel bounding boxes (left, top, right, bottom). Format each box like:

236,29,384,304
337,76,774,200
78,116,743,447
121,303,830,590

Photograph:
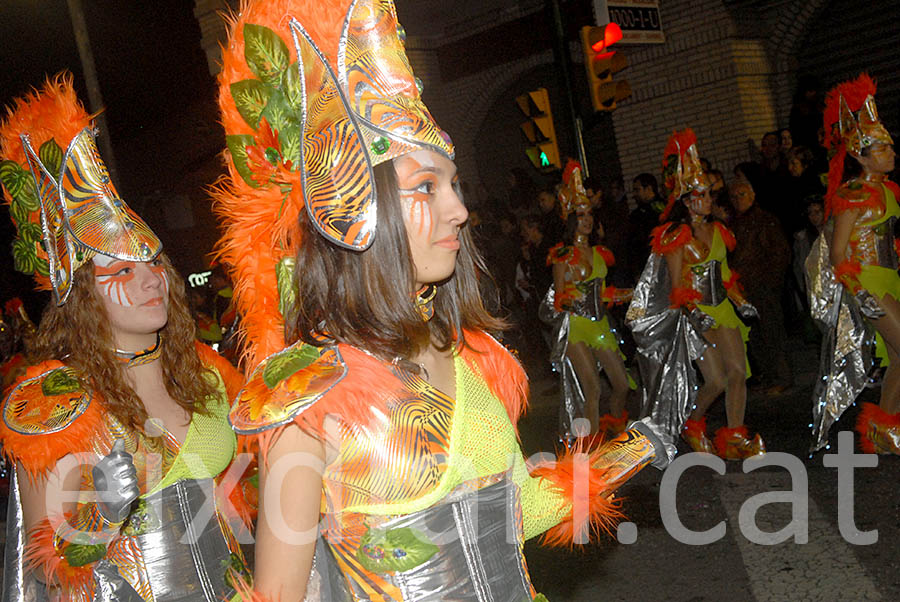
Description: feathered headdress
823,73,893,217
558,159,591,218
659,128,708,221
0,74,162,305
213,0,454,369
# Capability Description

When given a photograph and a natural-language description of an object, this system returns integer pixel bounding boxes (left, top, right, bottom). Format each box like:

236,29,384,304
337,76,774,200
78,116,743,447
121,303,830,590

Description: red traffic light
589,22,623,60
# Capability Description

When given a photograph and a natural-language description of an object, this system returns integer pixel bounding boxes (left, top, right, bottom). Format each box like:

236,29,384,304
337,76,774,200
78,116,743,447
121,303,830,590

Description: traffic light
516,88,561,171
581,24,632,112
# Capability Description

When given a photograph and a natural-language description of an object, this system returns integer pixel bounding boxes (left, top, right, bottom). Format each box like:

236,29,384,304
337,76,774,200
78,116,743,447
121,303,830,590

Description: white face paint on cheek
93,255,137,307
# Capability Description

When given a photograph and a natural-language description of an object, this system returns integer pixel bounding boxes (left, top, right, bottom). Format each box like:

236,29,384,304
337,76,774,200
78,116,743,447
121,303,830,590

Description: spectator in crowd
728,179,793,394
779,128,793,157
783,145,826,236
627,172,665,279
708,168,731,222
792,199,825,300
536,188,564,247
596,176,631,286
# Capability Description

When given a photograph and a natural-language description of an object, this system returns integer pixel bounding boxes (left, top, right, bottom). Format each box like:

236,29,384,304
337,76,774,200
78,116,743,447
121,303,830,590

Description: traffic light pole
546,0,589,177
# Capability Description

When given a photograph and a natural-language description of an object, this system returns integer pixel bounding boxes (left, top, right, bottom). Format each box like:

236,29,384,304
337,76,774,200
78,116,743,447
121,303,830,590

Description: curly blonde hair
29,254,217,431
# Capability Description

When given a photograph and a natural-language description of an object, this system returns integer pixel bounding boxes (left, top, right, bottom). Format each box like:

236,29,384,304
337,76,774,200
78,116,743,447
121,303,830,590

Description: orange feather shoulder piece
650,223,692,255
0,361,109,479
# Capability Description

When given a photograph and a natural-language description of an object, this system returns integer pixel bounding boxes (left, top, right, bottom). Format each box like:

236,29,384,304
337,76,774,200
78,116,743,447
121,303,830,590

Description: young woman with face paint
629,129,765,461
0,76,250,602
217,2,667,600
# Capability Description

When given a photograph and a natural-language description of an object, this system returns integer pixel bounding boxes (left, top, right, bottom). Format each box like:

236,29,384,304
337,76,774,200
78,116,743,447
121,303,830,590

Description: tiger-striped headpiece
0,74,162,305
214,0,454,368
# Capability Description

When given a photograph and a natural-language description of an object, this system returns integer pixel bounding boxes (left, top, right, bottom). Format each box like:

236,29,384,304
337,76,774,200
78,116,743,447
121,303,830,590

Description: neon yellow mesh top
453,355,568,540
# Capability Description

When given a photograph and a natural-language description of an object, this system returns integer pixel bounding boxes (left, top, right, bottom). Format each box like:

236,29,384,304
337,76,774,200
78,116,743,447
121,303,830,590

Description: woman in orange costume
816,74,900,454
0,76,249,602
548,161,634,439
644,129,764,460
214,1,667,599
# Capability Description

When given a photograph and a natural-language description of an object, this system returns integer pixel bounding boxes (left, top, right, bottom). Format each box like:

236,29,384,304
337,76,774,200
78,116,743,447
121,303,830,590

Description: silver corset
688,260,726,306
569,278,607,321
2,475,238,602
871,216,898,269
98,478,238,602
317,476,534,601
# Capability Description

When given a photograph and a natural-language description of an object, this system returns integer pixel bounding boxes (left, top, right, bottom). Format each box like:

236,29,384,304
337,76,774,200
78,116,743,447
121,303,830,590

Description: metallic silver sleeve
806,229,875,453
2,468,51,602
626,254,708,459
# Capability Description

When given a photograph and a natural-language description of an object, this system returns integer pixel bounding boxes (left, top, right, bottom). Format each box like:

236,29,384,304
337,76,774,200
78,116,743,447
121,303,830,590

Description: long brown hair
289,161,505,361
29,254,218,431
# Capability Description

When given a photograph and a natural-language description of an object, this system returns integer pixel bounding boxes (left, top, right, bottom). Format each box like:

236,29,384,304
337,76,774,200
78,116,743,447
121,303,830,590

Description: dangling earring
415,285,437,321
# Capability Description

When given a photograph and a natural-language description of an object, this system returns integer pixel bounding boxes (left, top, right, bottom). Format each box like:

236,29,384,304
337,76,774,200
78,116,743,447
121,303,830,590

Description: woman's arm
552,262,571,311
664,249,683,290
830,208,859,267
253,423,326,600
830,208,862,291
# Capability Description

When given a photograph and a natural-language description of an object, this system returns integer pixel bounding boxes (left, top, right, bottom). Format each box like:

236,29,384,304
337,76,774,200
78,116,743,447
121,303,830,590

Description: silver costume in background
806,227,876,454
625,253,708,460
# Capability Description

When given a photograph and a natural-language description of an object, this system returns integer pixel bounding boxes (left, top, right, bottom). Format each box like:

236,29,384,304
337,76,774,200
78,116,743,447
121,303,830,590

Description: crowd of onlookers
472,119,832,394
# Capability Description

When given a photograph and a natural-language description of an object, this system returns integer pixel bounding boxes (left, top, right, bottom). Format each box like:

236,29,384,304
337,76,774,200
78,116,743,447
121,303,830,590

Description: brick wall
611,0,781,189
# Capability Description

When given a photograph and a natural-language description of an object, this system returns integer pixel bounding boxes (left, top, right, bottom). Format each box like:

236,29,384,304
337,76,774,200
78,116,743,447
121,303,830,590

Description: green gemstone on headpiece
371,137,391,155
75,250,84,262
415,77,424,94
396,24,407,44
140,243,151,257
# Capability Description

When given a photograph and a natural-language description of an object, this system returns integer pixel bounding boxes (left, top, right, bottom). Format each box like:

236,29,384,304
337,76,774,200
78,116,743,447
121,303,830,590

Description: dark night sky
0,0,221,313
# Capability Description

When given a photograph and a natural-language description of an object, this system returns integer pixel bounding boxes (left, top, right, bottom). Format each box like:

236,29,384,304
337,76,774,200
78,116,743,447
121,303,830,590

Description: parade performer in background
0,75,250,602
807,73,900,454
214,1,668,599
628,129,764,460
546,161,634,441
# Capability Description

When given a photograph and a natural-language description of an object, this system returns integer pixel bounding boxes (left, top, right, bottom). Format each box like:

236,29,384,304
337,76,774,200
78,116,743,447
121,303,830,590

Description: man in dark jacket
729,179,793,394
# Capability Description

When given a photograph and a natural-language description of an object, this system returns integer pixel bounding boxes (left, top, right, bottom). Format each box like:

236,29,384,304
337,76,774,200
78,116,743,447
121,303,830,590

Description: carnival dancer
215,1,669,599
546,160,634,440
627,129,764,460
0,75,251,602
807,73,900,454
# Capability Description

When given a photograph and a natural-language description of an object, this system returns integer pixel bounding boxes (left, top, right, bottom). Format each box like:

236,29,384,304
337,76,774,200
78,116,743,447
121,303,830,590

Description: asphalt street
519,337,900,601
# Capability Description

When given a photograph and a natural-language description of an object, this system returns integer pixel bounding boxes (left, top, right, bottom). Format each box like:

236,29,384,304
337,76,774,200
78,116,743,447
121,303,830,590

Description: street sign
593,0,665,44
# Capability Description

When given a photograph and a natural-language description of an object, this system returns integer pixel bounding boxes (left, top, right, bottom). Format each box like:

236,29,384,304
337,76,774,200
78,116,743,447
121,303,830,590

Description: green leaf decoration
243,24,290,85
38,139,63,175
260,87,296,133
261,343,320,389
531,595,549,602
279,123,302,167
226,134,260,189
15,176,40,212
41,368,82,396
9,199,31,228
122,499,161,536
18,221,42,243
282,62,303,111
222,552,251,589
11,238,36,274
230,79,271,129
356,527,439,574
0,160,28,199
276,255,297,319
64,542,107,567
34,256,50,277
